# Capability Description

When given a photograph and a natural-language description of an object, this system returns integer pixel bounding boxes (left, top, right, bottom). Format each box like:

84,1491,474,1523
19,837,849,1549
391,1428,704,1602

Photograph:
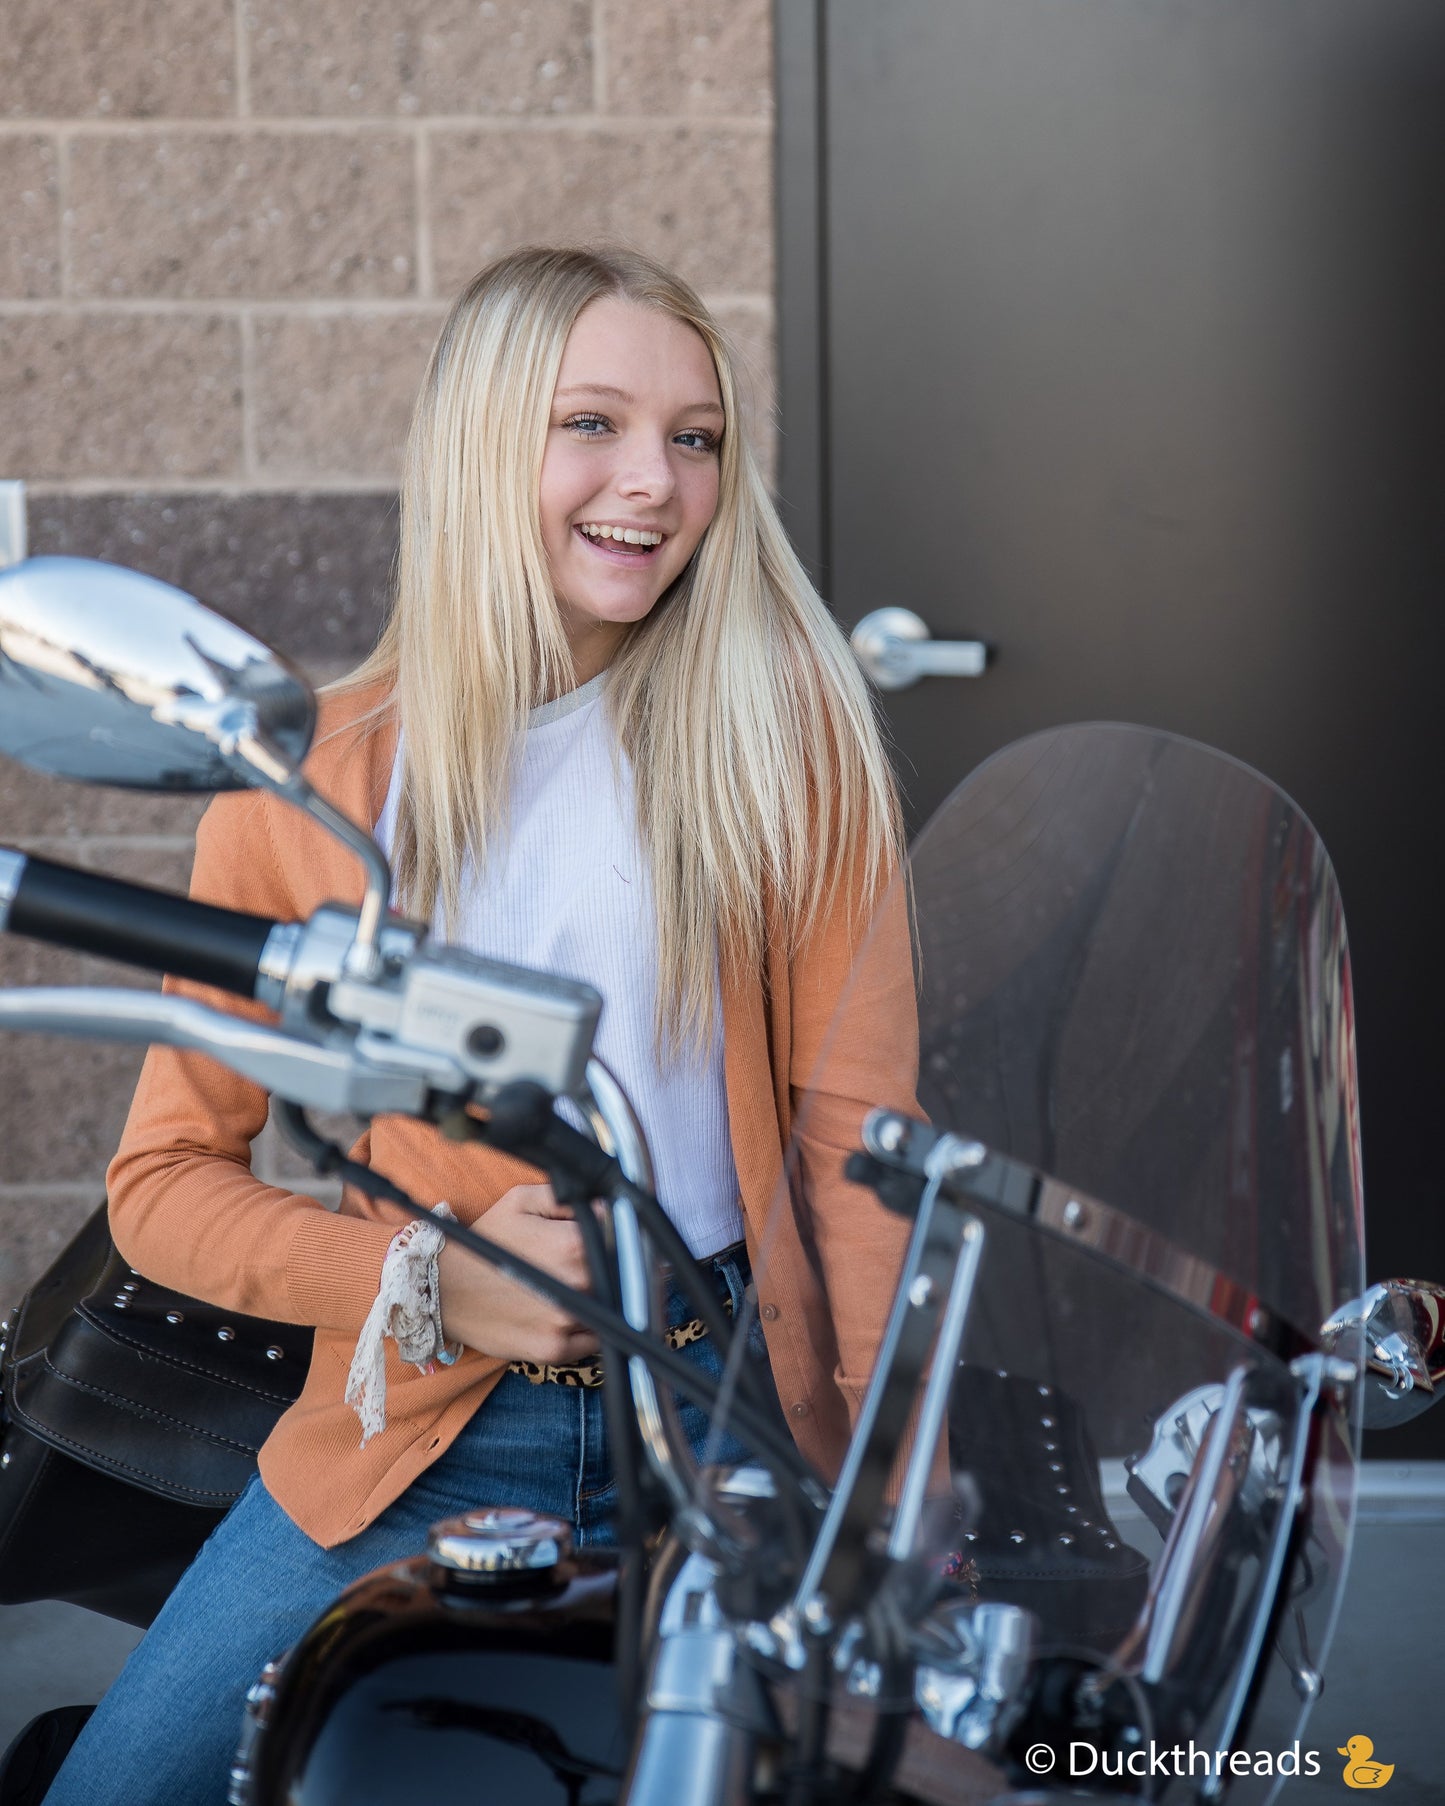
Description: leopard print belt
507,1292,735,1388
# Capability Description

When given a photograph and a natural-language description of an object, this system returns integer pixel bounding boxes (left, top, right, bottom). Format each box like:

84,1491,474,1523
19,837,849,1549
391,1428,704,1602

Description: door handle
849,608,988,691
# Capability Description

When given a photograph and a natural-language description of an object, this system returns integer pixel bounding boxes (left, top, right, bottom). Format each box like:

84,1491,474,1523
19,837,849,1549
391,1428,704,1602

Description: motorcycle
1,553,1442,1804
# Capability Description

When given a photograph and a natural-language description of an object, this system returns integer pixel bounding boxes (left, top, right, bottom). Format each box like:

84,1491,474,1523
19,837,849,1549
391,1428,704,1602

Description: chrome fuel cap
428,1506,573,1577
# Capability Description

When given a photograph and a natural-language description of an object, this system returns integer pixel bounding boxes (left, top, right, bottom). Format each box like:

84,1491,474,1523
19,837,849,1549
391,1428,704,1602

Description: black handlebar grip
5,853,279,1000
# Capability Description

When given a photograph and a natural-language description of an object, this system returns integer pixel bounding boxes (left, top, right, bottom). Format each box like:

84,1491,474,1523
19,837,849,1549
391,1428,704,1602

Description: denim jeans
44,1246,778,1806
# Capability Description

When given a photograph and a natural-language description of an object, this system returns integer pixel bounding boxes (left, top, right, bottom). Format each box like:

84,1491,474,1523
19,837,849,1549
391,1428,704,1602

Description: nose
615,431,677,503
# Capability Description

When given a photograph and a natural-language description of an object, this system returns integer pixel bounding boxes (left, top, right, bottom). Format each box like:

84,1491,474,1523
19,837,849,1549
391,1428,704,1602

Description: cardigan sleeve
785,861,922,1403
105,785,396,1335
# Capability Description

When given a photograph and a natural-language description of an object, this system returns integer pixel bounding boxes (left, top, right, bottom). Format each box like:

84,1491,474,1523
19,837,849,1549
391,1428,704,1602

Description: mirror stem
239,732,392,981
288,778,391,980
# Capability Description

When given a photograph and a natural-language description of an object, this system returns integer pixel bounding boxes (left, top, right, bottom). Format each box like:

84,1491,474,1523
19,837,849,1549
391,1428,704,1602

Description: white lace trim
345,1202,458,1446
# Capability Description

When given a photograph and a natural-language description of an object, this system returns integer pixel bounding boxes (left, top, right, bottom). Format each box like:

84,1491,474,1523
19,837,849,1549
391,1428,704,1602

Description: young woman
45,245,918,1804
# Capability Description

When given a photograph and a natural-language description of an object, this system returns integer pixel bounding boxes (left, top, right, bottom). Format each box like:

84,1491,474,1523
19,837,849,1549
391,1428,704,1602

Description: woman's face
539,296,724,680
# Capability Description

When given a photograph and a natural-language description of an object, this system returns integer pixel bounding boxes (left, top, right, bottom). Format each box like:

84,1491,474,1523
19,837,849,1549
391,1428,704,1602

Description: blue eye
565,413,612,437
675,428,720,453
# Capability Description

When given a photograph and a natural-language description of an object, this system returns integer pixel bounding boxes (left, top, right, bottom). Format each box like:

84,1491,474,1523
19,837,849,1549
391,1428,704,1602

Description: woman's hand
437,1183,601,1365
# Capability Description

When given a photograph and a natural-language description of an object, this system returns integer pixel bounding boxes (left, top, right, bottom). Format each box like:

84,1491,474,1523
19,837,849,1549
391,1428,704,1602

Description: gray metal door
777,0,1445,1453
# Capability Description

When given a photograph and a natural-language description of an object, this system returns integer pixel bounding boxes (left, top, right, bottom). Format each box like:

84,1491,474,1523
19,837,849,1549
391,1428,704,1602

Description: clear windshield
711,723,1363,1796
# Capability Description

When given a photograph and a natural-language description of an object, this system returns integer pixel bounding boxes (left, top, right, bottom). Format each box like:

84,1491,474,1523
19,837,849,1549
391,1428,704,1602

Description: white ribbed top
375,676,742,1258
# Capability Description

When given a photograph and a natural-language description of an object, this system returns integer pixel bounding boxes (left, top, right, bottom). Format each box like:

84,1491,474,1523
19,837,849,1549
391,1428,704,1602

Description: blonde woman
45,246,918,1804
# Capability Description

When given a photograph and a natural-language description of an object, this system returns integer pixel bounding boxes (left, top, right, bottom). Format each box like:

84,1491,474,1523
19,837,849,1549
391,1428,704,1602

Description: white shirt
375,675,742,1257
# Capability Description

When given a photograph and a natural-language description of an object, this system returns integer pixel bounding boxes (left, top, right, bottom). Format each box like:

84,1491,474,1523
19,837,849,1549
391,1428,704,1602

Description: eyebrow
554,382,725,418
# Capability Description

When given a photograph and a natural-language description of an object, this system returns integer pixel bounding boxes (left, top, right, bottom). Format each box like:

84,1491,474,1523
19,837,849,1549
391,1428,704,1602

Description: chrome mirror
0,555,315,791
0,554,391,978
1322,1278,1445,1429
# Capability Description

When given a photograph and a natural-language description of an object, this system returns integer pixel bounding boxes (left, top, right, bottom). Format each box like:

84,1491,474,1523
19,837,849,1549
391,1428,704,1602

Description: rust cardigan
106,683,919,1548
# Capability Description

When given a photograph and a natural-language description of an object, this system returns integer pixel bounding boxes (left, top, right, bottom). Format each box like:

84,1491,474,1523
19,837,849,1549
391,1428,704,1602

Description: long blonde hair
339,245,902,1051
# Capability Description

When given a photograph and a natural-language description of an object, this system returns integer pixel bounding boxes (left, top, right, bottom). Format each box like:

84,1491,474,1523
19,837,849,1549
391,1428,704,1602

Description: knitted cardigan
107,682,920,1547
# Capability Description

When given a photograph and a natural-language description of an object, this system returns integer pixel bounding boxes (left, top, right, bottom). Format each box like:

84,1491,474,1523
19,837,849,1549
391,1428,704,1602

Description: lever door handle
849,608,989,691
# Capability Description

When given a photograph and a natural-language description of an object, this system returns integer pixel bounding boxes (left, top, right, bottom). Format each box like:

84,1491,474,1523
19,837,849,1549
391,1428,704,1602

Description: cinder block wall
0,0,775,1300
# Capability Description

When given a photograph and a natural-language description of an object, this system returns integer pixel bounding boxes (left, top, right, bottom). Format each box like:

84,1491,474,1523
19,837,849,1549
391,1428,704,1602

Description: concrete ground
2,1464,1440,1797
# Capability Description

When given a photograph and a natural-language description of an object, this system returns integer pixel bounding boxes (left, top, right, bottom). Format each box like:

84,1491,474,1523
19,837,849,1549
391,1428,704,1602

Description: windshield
708,722,1363,1796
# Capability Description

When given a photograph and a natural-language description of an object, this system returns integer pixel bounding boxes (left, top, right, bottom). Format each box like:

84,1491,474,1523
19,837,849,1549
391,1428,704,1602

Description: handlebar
0,846,279,1000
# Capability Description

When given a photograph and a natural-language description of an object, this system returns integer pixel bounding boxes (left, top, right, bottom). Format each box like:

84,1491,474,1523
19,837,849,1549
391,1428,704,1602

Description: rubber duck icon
1338,1737,1394,1789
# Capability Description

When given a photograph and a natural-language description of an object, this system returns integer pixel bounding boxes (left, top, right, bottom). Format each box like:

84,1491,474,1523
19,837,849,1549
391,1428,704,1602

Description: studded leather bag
0,1204,312,1627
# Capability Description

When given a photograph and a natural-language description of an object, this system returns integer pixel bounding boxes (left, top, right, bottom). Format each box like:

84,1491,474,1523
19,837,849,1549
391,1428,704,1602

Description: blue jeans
45,1247,778,1806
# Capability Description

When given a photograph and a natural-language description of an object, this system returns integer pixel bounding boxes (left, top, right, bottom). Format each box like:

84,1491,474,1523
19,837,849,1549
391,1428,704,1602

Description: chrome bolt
873,1114,906,1154
803,1598,833,1634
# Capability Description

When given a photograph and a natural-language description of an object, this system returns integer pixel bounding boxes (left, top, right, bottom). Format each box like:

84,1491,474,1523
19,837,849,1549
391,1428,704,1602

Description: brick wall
0,0,775,1299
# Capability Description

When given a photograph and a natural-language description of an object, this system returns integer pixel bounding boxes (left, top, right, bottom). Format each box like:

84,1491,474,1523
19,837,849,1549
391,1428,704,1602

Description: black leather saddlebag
0,1204,312,1627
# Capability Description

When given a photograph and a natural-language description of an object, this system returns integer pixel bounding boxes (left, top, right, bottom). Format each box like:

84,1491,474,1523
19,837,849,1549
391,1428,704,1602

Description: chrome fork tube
577,1057,726,1553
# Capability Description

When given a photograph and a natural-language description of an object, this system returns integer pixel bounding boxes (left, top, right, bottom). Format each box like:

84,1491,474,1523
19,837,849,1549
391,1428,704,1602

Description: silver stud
165,1311,184,1325
1,1451,11,1468
1040,1415,1056,1429
1079,1520,1093,1530
1062,1198,1087,1229
113,1297,129,1310
1103,1539,1118,1551
1057,1533,1075,1546
1043,1441,1058,1453
123,1282,139,1294
1055,1484,1070,1496
1064,1504,1079,1516
1036,1384,1052,1398
963,1530,978,1543
265,1346,284,1361
129,1269,141,1278
1008,1530,1026,1544
994,1367,1009,1380
1048,1462,1064,1474
217,1327,236,1342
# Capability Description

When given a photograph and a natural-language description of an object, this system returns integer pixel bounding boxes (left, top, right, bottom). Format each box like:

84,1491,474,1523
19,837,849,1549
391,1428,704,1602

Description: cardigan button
761,1303,779,1322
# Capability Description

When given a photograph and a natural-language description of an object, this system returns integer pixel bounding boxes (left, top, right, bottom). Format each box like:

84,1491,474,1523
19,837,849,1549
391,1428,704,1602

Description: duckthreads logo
1064,1742,1322,1781
1339,1737,1394,1789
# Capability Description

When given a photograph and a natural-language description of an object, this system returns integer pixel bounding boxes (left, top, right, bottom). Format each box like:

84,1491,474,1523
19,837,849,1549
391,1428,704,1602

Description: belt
507,1238,745,1388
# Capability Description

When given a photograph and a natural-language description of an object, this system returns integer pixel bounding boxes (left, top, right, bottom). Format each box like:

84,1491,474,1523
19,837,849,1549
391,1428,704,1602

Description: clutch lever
0,986,434,1118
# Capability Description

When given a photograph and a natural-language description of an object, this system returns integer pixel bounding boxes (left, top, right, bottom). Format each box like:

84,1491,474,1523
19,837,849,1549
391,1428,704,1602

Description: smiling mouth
574,525,666,563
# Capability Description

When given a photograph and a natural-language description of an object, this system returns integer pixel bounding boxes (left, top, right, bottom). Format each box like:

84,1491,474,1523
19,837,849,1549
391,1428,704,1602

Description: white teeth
579,523,663,546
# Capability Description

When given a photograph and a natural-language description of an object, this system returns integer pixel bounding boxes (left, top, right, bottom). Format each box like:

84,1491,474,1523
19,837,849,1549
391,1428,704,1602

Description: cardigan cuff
285,1208,398,1335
